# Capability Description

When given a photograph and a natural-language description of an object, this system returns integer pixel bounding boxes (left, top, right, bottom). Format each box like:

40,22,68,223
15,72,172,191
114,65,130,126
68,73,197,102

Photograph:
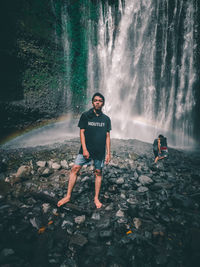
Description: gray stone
116,210,124,217
30,217,40,229
91,212,101,220
105,203,114,211
61,220,73,229
133,217,142,229
138,175,153,185
52,162,61,170
81,176,90,182
16,165,32,179
97,218,111,229
48,160,54,168
137,186,148,193
117,217,128,224
42,168,51,176
36,161,46,168
115,178,124,184
0,248,15,257
120,193,126,199
42,203,50,213
74,215,86,224
60,160,68,169
70,234,88,247
99,229,112,238
127,198,137,205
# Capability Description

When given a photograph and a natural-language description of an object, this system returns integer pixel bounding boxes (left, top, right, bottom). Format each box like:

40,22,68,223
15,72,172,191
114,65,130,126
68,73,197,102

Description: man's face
92,96,104,112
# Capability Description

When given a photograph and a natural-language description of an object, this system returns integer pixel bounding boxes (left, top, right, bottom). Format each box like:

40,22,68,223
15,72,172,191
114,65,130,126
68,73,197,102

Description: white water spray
88,0,197,147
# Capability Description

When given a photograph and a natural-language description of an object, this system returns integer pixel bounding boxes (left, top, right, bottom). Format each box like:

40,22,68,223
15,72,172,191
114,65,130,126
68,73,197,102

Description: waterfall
87,0,197,147
1,0,198,150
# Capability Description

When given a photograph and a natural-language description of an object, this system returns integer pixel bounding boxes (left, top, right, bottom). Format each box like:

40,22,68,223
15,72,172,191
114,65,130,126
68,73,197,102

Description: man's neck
93,108,102,116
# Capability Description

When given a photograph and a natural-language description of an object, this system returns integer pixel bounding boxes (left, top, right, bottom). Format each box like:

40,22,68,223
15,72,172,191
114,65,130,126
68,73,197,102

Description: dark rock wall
0,0,65,140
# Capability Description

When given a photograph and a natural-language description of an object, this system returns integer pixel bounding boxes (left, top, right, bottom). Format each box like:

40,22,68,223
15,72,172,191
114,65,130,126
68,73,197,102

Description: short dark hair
92,92,105,104
158,134,164,139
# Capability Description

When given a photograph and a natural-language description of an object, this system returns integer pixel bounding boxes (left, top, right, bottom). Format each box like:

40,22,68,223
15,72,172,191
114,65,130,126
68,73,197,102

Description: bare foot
94,197,102,209
57,196,70,207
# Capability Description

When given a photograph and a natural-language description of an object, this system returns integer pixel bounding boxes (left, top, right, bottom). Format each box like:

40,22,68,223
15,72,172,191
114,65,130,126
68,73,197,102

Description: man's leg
154,156,159,163
57,165,82,207
94,169,103,209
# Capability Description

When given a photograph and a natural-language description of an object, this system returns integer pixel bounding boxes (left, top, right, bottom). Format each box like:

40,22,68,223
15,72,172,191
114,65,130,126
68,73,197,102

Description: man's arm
105,131,111,164
80,129,90,159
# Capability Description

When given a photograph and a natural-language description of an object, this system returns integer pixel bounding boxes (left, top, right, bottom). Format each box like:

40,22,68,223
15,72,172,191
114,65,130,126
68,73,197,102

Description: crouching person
153,134,168,163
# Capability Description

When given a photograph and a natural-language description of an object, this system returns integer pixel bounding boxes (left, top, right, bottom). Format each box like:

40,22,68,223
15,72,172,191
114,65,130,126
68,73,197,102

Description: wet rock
96,218,111,229
30,217,41,229
0,138,200,266
91,212,101,220
117,217,128,224
36,161,46,167
42,203,50,213
41,168,53,177
0,159,7,172
138,175,153,185
115,178,125,184
155,252,168,265
16,165,32,180
99,229,112,238
0,180,11,196
127,204,138,218
105,203,114,211
88,230,99,244
0,248,15,257
127,197,138,205
47,160,54,168
52,162,61,170
30,192,57,205
116,210,124,217
137,186,148,193
69,234,88,247
61,218,74,229
60,160,69,169
133,217,142,229
172,194,195,209
60,258,78,267
120,192,126,199
149,182,173,191
75,215,86,224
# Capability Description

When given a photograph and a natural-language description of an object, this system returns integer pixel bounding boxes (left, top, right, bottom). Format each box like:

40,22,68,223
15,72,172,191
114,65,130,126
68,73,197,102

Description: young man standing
57,92,111,209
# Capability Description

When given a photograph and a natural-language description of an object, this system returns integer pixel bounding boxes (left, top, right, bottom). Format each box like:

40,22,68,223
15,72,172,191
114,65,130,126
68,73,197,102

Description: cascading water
88,0,197,147
2,0,198,149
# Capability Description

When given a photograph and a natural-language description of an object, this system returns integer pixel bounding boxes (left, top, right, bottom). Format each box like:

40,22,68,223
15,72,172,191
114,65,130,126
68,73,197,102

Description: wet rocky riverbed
0,138,200,267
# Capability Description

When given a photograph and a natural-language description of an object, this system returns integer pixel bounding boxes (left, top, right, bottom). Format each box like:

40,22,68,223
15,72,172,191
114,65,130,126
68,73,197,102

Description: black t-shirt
78,108,111,159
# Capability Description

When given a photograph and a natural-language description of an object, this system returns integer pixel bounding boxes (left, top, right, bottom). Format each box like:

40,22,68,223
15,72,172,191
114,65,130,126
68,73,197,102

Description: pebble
36,161,46,167
74,215,86,224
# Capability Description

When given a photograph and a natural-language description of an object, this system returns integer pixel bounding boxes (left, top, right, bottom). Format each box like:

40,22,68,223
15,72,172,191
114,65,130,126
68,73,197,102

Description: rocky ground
0,138,200,267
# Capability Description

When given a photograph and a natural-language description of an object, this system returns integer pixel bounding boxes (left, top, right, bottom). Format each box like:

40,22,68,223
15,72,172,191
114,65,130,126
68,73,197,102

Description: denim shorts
74,154,104,170
159,149,168,158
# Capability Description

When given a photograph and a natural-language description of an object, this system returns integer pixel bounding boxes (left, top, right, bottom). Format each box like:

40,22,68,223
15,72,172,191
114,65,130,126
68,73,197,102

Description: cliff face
0,0,98,141
0,0,67,140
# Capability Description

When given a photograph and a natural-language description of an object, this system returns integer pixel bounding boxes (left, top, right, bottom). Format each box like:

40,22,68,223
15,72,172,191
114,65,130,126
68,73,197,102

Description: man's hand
105,153,111,164
83,149,90,159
